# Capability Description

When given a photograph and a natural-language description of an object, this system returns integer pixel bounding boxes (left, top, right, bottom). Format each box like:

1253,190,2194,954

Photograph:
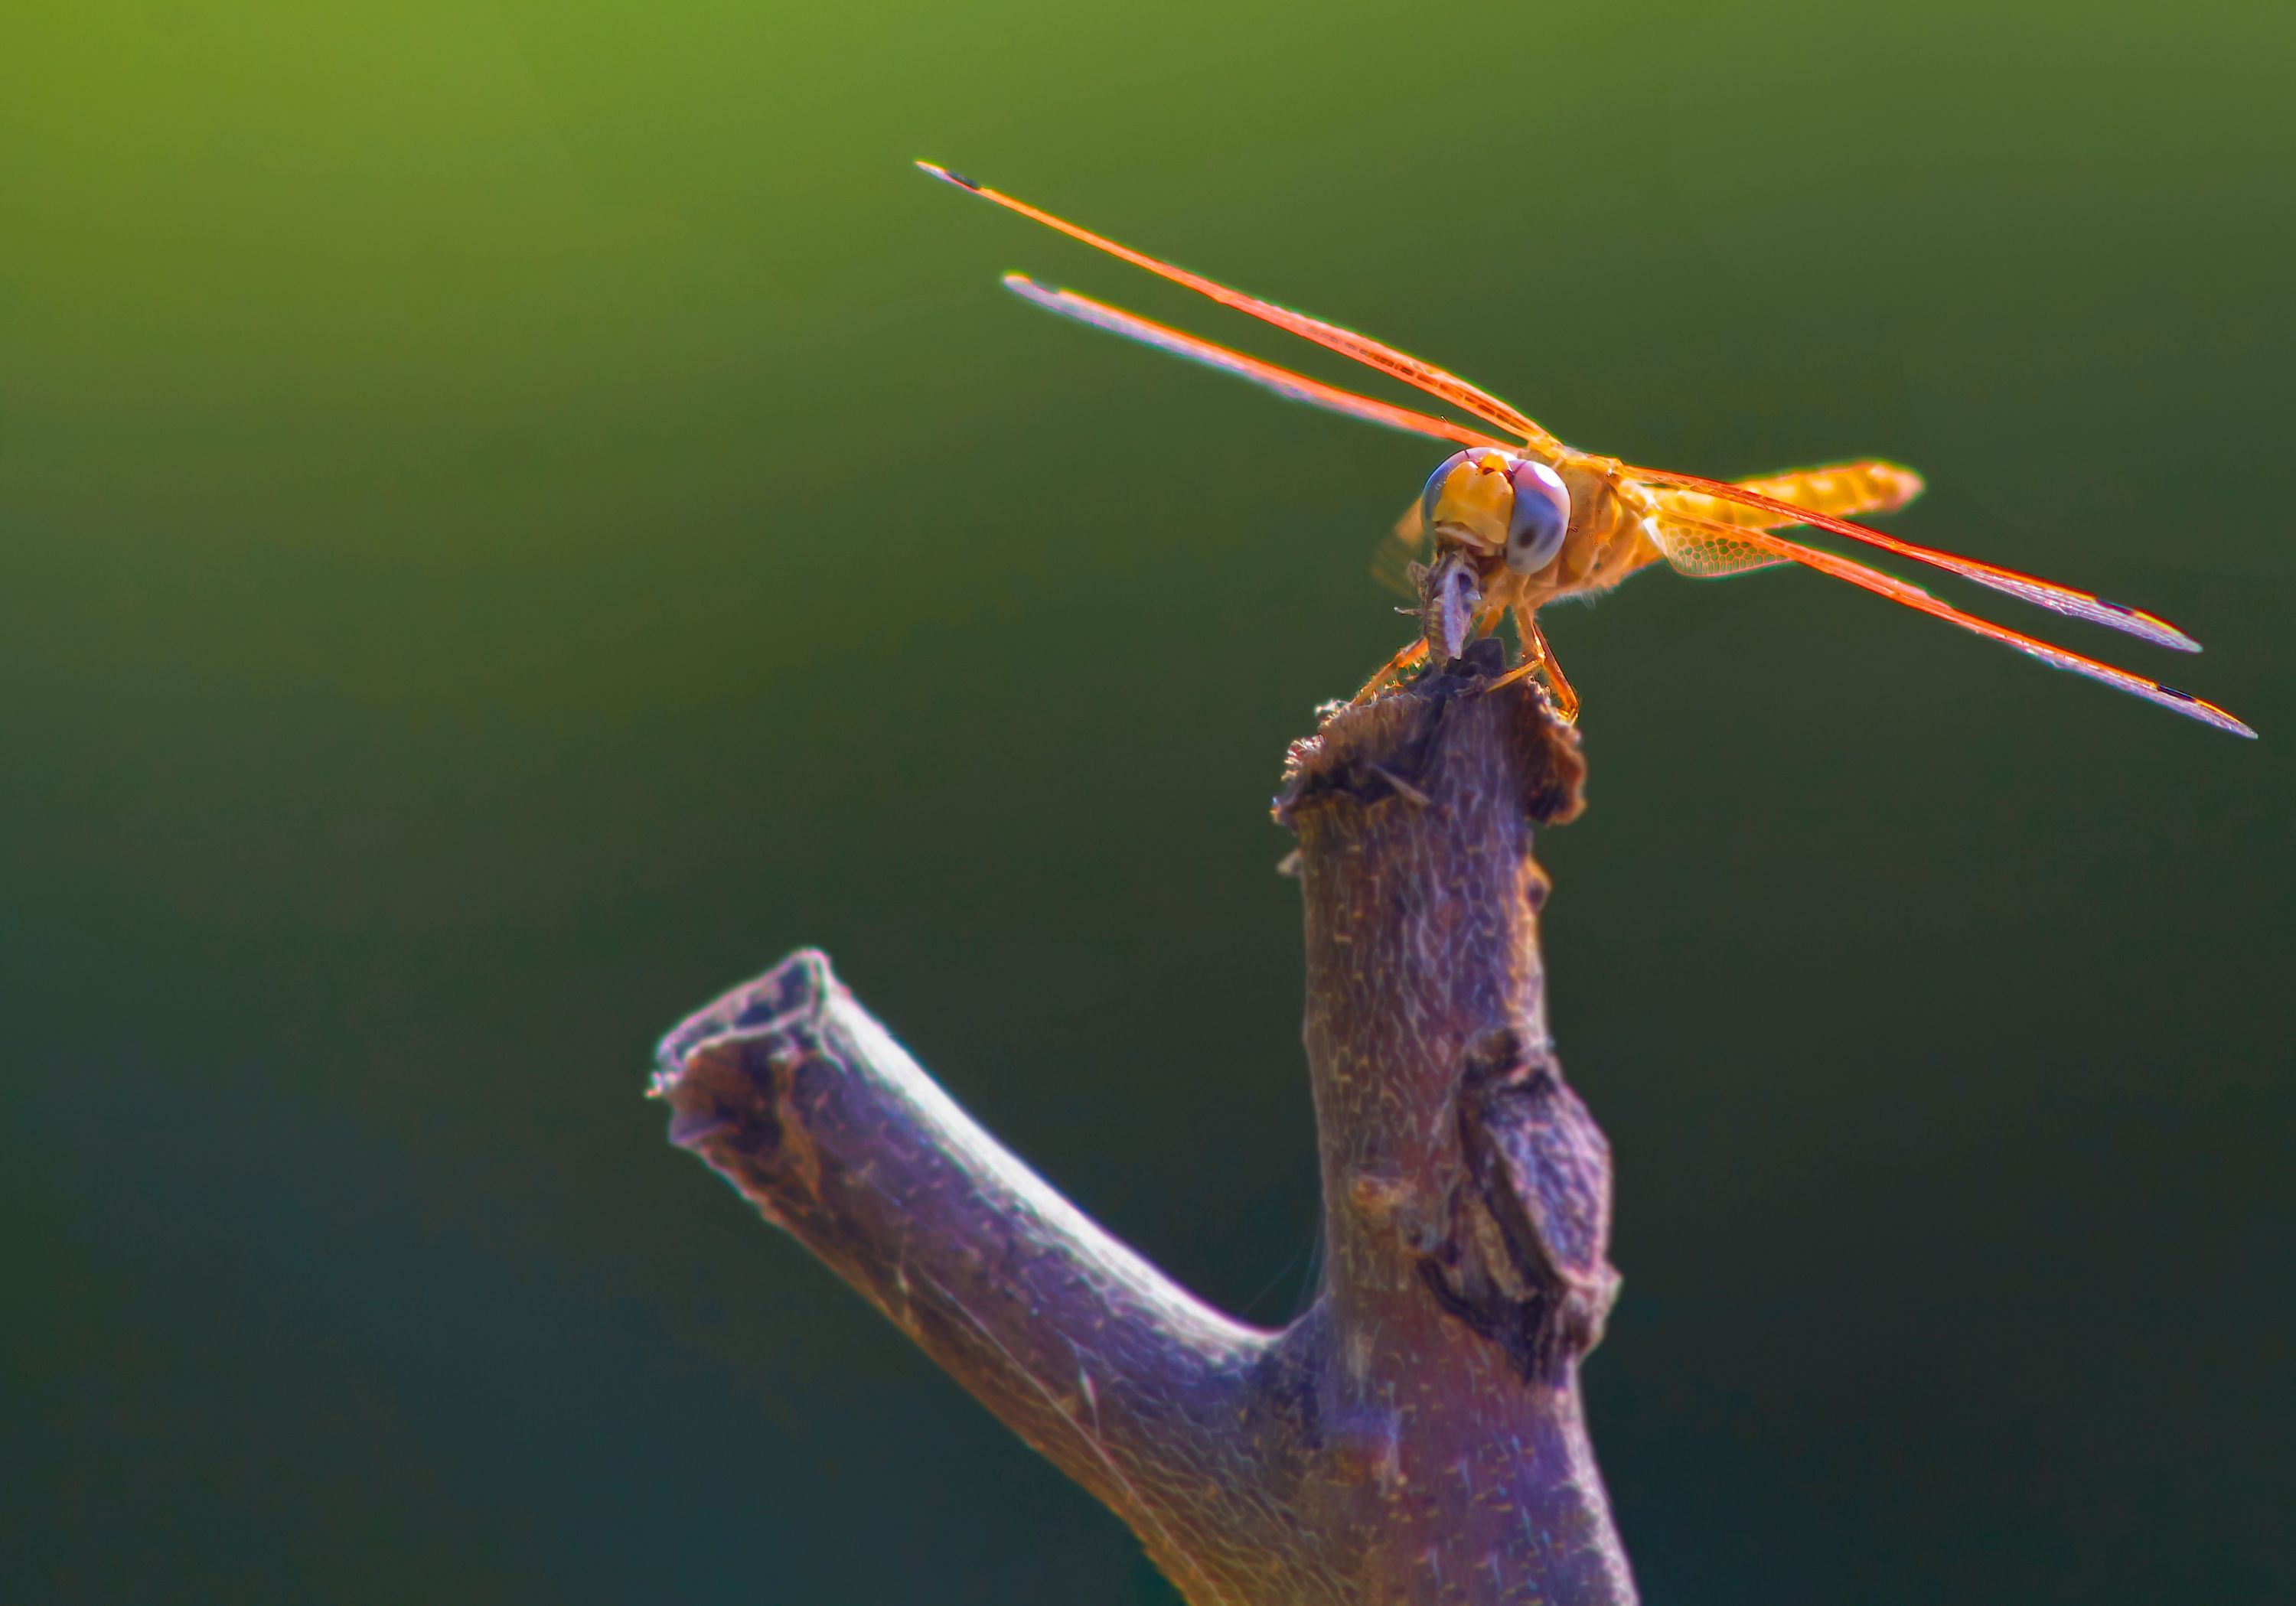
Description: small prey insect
920,162,2252,738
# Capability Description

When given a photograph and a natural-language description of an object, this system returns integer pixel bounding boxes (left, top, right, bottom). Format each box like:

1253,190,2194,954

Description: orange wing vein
1000,275,1506,449
1628,464,2199,653
920,161,1556,451
1649,513,2252,737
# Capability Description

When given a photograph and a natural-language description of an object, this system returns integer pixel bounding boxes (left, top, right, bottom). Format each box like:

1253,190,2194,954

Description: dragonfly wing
1658,513,2252,737
922,162,1558,451
1651,460,1926,530
1628,463,2200,652
1369,498,1427,597
1647,515,1795,578
1003,276,1504,448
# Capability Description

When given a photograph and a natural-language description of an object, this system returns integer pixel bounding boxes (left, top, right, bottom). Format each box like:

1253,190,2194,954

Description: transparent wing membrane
1368,500,1430,597
1648,516,1794,578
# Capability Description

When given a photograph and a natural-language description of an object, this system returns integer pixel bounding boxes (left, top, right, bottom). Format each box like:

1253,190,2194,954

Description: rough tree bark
653,636,1634,1604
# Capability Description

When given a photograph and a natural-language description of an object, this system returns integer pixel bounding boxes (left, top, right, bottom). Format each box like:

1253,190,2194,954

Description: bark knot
1419,1025,1621,1383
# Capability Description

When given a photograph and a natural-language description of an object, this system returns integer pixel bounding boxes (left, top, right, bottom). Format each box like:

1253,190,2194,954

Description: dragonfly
918,162,2253,738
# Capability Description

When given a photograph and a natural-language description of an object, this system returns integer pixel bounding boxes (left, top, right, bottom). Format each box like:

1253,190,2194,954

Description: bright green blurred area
3,2,2291,1602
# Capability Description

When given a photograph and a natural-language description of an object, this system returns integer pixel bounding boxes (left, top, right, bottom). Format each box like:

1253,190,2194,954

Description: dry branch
654,637,1635,1604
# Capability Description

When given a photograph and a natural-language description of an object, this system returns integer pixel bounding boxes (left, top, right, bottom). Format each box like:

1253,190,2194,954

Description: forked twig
654,623,1631,1603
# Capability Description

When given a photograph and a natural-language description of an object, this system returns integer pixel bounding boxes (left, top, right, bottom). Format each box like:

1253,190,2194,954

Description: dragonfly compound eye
1505,460,1570,574
1419,450,1476,533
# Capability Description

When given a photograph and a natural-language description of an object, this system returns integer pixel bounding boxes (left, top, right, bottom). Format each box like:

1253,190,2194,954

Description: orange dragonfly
919,162,2252,739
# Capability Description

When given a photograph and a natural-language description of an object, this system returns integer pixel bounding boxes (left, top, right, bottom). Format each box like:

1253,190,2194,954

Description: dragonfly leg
1348,637,1430,705
1483,608,1580,724
1531,616,1580,723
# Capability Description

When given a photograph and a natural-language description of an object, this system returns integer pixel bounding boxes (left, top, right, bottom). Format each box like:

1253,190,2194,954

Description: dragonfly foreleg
1482,607,1580,725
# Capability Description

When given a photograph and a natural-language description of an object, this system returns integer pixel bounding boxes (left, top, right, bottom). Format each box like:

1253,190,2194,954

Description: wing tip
2106,601,2202,653
1000,272,1064,311
2154,684,2257,738
915,160,981,191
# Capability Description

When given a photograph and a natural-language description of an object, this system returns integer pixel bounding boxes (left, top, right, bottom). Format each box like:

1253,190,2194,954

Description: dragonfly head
1420,448,1571,575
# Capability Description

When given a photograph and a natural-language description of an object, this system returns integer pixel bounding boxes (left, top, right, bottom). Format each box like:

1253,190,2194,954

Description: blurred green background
4,1,2291,1601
